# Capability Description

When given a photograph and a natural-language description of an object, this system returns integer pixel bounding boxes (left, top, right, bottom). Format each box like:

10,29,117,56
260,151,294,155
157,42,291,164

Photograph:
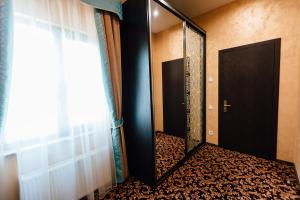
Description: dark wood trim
219,38,281,54
272,39,281,161
202,33,207,146
218,48,223,151
218,38,281,160
147,0,157,185
121,0,156,187
183,21,188,155
146,0,157,186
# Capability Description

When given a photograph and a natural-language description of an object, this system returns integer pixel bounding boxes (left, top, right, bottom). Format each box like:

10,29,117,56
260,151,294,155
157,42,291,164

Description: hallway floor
103,144,300,199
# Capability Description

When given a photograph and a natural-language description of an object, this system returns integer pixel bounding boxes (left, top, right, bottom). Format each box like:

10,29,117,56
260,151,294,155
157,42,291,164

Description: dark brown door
219,39,280,160
162,58,186,138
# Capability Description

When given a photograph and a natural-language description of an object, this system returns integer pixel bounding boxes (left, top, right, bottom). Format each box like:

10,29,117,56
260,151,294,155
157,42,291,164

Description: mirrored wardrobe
122,0,206,186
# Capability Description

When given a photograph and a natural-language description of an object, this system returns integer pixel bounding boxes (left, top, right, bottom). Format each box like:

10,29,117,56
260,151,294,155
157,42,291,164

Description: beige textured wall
151,0,300,162
125,0,300,163
194,0,300,162
151,25,183,132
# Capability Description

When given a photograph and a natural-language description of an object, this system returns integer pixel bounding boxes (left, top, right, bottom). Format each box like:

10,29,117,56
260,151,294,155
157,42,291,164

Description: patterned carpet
155,132,185,178
103,144,300,199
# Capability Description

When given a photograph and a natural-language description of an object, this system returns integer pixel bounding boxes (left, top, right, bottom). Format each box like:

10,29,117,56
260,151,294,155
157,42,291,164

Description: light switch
208,130,214,136
208,76,213,83
208,104,213,110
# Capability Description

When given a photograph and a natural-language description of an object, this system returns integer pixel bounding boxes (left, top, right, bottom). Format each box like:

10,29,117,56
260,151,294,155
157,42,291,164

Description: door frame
218,38,281,160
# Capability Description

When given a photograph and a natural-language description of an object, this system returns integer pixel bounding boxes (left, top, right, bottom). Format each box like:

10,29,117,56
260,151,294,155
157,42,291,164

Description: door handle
223,100,231,112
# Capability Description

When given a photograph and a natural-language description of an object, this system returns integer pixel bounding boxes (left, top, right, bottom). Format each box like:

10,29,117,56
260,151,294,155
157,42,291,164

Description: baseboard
275,159,294,166
207,143,296,166
294,164,300,186
206,142,218,146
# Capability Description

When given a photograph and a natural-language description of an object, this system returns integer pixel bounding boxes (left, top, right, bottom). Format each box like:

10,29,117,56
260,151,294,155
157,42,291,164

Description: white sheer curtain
1,0,116,199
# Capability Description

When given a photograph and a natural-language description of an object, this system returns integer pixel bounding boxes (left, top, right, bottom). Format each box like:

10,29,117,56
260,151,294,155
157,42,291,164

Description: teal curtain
94,10,124,183
0,0,13,135
80,0,127,183
81,0,122,20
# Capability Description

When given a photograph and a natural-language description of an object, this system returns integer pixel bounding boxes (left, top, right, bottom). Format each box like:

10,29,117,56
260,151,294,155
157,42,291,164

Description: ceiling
165,0,235,18
151,0,182,33
151,0,235,33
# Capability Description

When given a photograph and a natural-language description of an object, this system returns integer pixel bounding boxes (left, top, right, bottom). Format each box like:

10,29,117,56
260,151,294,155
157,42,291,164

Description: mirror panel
150,0,185,179
185,24,205,152
150,0,205,180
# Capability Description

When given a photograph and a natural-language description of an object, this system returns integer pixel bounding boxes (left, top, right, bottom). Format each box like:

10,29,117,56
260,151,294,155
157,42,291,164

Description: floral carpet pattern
103,144,300,199
155,132,185,178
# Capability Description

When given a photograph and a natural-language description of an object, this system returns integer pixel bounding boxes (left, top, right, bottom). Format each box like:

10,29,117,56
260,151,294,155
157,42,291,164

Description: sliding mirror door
150,0,185,179
184,24,205,152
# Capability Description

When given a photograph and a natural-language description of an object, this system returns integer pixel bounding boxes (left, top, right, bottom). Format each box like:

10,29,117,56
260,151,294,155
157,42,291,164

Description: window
4,13,107,142
2,1,115,198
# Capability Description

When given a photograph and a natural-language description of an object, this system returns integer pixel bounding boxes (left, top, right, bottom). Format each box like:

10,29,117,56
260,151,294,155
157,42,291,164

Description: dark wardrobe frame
121,0,206,187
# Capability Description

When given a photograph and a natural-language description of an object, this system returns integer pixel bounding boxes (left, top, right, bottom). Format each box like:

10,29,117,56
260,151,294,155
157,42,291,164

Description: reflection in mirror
185,25,205,152
150,0,185,179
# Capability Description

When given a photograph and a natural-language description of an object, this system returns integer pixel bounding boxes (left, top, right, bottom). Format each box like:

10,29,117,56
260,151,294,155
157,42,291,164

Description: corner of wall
295,135,300,181
293,31,300,180
295,112,300,180
295,49,300,181
0,154,19,200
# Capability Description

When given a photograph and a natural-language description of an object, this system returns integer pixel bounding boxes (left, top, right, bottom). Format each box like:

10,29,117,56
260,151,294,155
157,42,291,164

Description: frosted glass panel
185,24,205,152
